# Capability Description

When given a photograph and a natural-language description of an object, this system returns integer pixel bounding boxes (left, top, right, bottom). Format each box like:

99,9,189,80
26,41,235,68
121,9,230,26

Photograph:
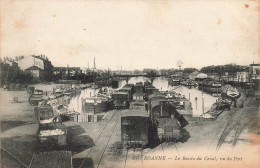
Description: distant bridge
111,74,166,84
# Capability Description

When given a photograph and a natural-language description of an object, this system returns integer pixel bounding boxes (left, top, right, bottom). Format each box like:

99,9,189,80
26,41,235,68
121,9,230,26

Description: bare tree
176,60,183,70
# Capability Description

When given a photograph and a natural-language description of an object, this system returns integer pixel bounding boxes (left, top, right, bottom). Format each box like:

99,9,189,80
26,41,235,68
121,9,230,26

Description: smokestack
94,57,96,69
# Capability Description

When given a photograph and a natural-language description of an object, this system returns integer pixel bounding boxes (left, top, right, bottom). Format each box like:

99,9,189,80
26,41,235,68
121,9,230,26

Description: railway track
1,148,28,168
124,147,144,168
216,110,248,151
96,111,121,168
123,140,180,168
161,139,179,155
79,109,121,168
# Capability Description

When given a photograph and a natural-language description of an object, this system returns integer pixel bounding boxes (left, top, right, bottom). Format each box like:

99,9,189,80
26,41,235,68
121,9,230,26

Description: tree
183,68,198,74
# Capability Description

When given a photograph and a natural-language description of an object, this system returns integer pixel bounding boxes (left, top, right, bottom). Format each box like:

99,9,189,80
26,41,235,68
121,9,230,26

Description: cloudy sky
1,0,259,70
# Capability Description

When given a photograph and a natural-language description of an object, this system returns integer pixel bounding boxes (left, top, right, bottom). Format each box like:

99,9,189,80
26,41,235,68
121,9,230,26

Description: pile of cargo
203,98,231,120
39,129,65,136
37,123,68,148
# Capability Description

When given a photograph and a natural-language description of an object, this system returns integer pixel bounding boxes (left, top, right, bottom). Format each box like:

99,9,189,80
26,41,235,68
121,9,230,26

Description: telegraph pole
202,98,204,115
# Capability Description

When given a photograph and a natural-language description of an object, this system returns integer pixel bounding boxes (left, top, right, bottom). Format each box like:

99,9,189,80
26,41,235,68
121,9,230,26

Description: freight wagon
157,118,183,142
37,123,67,149
151,103,188,128
133,93,144,101
119,86,133,100
151,104,188,143
144,86,159,101
112,80,119,89
129,101,146,111
134,83,144,94
121,110,150,149
112,92,129,109
148,94,167,112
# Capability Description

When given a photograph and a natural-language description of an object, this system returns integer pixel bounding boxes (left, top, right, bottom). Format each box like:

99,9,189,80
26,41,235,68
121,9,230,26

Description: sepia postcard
0,0,259,168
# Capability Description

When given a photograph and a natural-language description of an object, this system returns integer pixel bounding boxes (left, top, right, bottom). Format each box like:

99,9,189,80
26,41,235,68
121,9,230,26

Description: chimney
94,57,96,69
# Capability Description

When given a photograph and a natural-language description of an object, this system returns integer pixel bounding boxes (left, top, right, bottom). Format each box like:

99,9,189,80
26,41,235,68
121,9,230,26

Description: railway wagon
148,94,167,112
157,118,183,142
119,86,133,100
151,103,188,128
112,92,129,109
133,93,144,101
37,123,67,149
134,83,144,94
112,80,119,89
144,86,159,101
124,84,134,91
151,102,175,119
129,101,146,111
121,110,150,148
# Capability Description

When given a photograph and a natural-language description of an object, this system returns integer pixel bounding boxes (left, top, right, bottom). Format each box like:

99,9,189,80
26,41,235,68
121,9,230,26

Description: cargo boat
35,105,57,124
169,78,180,86
203,98,231,119
82,96,112,114
203,81,222,93
221,85,240,100
29,90,44,106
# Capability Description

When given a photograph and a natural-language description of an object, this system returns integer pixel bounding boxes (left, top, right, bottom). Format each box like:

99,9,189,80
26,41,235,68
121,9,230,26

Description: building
16,55,53,82
53,66,82,80
0,57,22,86
32,55,53,81
236,71,249,83
249,64,260,80
249,63,260,89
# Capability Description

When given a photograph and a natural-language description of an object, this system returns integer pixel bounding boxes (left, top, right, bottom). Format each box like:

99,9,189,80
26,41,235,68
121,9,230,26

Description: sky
1,0,259,70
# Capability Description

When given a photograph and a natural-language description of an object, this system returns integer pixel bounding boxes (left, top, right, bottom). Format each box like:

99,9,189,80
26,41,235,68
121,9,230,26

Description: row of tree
200,64,248,75
132,64,248,76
